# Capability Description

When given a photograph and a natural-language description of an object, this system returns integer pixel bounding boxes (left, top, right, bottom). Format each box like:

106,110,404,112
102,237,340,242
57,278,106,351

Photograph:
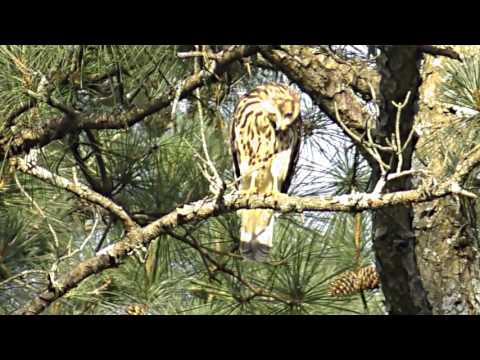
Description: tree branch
4,99,37,128
259,45,380,132
2,45,262,159
418,45,462,62
12,157,138,232
13,138,480,315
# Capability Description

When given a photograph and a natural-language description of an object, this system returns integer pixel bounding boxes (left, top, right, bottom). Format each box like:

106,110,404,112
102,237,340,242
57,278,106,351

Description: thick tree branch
418,45,462,62
1,45,262,159
14,138,480,315
259,46,380,132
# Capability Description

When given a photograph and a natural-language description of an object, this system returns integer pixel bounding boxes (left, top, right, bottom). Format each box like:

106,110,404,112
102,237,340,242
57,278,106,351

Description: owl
230,83,302,261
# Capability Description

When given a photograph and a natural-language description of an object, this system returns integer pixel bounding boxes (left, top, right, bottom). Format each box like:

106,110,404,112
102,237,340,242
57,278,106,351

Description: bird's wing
230,117,241,186
281,116,302,193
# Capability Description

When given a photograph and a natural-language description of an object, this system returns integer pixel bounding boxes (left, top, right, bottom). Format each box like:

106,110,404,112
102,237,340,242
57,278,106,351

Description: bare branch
177,51,220,60
59,209,100,262
12,157,138,232
24,71,77,117
418,45,462,62
0,270,47,290
392,91,412,173
192,45,225,197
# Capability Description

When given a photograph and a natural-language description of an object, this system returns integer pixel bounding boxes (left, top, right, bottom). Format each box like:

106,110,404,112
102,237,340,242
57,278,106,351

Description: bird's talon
270,191,284,200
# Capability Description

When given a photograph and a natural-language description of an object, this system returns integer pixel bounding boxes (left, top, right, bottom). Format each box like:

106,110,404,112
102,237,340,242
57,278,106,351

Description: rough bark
260,45,479,314
260,46,379,132
414,46,480,314
372,46,432,314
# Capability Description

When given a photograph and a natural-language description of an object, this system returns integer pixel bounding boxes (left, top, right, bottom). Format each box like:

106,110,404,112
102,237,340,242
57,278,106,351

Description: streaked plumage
230,83,302,261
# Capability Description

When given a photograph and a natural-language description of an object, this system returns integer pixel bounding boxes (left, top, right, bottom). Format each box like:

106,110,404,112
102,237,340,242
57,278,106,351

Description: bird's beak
276,120,288,132
276,112,287,132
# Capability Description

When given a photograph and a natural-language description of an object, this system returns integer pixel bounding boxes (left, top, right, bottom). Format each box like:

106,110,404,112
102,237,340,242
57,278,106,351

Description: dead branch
192,45,225,197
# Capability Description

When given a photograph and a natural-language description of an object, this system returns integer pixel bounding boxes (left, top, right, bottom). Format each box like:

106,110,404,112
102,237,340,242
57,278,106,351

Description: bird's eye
284,112,293,118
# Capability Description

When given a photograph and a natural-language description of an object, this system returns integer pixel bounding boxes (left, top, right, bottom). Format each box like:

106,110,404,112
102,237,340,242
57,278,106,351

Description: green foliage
419,54,480,181
439,55,480,113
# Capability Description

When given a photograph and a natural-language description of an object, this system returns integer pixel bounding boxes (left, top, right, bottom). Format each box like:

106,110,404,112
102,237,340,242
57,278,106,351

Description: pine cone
126,303,148,315
356,265,380,291
328,265,380,297
328,270,359,297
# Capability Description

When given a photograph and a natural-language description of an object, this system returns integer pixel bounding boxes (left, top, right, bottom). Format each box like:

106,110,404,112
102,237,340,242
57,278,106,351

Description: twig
84,129,109,190
58,209,100,262
193,45,225,197
184,136,276,195
24,71,77,117
177,51,220,60
14,172,60,249
95,217,114,253
334,102,390,172
46,209,100,293
337,90,422,194
12,157,138,232
0,270,47,289
392,91,411,173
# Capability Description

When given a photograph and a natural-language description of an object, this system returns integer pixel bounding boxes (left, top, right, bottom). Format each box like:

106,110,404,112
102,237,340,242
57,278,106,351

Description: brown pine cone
126,303,148,315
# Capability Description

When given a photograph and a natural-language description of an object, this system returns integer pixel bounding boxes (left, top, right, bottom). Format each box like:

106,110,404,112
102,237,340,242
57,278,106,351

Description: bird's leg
268,150,289,200
270,175,285,201
248,171,258,194
238,170,258,197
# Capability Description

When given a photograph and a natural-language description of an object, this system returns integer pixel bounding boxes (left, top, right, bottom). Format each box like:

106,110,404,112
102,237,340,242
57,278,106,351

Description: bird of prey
230,83,302,261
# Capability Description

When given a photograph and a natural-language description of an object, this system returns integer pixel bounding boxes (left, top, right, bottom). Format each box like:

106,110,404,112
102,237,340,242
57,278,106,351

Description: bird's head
275,96,301,131
260,92,301,132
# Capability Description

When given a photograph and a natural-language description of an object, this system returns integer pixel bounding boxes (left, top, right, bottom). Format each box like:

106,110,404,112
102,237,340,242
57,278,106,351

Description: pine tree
1,45,479,315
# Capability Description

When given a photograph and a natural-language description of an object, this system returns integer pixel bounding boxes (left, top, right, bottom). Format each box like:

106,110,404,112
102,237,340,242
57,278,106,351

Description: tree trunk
414,46,480,314
372,46,432,314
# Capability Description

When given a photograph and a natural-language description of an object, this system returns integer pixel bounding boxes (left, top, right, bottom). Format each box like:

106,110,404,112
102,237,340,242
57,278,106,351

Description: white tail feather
239,209,274,261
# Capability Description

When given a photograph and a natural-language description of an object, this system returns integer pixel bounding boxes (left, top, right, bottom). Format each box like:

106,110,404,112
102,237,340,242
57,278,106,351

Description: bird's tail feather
239,209,274,262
